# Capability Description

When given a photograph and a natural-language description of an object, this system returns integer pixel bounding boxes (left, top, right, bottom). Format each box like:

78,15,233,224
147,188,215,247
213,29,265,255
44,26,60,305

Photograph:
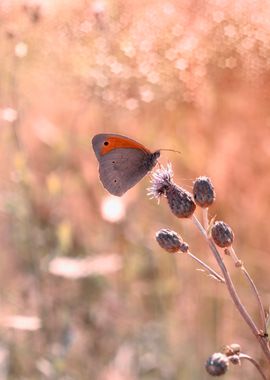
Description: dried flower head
166,184,196,218
193,176,215,208
211,221,234,248
148,163,174,199
149,163,196,218
156,229,189,253
205,353,229,376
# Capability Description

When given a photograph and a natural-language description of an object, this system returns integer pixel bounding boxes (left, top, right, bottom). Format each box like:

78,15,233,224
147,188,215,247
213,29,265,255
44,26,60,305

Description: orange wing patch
100,136,151,155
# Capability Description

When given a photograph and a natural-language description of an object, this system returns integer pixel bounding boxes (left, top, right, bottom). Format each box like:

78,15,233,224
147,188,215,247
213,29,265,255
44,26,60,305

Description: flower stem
192,215,270,363
228,247,267,336
187,250,225,283
239,354,268,380
202,208,209,230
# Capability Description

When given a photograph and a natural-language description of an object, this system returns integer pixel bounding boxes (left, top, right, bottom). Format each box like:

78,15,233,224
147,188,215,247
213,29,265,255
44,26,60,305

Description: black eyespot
112,161,115,164
114,179,117,183
104,141,109,146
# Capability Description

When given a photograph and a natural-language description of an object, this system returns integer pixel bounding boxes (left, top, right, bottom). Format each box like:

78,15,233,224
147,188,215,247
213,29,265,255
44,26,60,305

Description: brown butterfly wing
98,148,151,196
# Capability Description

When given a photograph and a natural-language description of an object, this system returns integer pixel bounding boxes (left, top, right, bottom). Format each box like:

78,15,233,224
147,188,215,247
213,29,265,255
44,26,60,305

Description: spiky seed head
205,353,229,376
148,164,196,218
166,184,196,218
156,229,189,253
211,221,234,248
193,176,216,208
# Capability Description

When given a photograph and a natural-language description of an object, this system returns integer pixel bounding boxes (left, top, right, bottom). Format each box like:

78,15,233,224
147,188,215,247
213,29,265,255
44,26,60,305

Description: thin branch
242,266,268,334
228,246,267,335
187,250,225,283
239,354,268,380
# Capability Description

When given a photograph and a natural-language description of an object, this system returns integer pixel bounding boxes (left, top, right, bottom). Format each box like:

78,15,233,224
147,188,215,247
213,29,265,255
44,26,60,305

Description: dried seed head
193,176,216,208
148,163,174,199
211,221,234,248
149,164,196,218
166,184,196,218
156,229,189,253
205,353,229,376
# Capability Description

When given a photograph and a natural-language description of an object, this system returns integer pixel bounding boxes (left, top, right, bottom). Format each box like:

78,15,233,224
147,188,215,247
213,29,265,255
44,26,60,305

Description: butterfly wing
98,148,151,196
92,133,159,196
92,133,151,159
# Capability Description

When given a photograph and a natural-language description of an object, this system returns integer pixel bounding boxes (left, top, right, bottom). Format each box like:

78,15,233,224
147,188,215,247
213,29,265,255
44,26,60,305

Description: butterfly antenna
159,148,182,155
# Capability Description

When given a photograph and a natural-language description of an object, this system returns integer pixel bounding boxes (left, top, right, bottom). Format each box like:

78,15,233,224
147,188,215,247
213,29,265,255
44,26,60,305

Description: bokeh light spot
101,195,126,222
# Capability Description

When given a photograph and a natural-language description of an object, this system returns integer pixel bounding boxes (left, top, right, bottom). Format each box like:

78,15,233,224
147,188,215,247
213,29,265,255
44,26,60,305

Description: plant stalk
192,215,270,363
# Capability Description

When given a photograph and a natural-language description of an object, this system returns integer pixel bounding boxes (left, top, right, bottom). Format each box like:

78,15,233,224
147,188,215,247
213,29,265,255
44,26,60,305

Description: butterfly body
92,133,160,196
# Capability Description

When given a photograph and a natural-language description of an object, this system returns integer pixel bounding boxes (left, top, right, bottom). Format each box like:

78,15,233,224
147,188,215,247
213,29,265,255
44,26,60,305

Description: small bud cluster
150,165,235,250
223,343,241,356
223,343,241,365
205,344,242,376
149,168,218,219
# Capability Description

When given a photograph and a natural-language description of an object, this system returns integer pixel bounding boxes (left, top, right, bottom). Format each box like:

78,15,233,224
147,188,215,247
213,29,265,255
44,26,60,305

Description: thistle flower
211,221,234,248
193,176,216,208
156,229,189,253
148,163,174,199
149,164,196,218
205,353,229,376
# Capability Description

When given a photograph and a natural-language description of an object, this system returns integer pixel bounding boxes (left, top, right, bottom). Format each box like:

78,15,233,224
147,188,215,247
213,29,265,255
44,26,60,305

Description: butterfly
92,133,160,196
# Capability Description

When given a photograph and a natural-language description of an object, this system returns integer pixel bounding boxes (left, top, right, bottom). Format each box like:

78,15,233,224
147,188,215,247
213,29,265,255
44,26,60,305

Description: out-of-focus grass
0,1,270,379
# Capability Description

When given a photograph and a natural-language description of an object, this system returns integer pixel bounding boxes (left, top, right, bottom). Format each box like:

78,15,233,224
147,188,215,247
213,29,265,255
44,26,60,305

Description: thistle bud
205,353,229,376
193,176,215,208
166,184,196,218
211,221,234,248
156,229,189,253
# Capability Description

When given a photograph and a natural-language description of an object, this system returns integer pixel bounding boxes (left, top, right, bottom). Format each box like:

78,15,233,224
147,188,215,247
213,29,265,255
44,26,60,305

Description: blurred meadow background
1,0,270,379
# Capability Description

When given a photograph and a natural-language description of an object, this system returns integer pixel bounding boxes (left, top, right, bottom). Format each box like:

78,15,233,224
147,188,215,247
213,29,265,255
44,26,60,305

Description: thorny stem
228,246,267,335
187,250,225,283
192,215,270,363
239,354,268,380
